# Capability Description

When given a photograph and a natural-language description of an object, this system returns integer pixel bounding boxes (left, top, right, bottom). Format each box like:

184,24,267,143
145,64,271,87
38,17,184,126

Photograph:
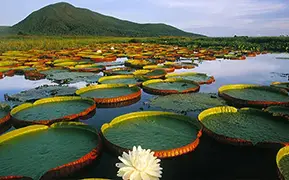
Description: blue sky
1,0,288,36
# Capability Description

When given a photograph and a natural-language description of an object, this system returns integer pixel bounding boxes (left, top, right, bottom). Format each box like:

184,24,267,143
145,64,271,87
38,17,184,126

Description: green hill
10,2,203,37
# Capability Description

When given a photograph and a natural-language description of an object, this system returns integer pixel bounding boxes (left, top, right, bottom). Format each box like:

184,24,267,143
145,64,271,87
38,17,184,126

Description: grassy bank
0,35,288,53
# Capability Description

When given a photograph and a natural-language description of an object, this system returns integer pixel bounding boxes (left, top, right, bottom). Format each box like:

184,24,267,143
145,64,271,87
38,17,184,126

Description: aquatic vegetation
103,67,135,76
165,72,215,84
10,96,96,127
199,106,289,145
218,84,289,107
271,82,289,91
101,111,202,158
98,75,142,86
0,122,101,179
150,93,226,112
6,85,77,102
264,106,289,120
142,78,200,95
76,84,141,105
42,70,101,84
276,146,289,180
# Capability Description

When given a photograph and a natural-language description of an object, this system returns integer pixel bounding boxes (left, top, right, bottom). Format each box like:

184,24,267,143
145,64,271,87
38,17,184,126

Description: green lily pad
264,106,289,120
76,84,141,105
42,70,101,84
142,78,200,95
198,106,289,145
271,82,289,91
150,93,226,112
98,75,142,86
0,122,101,179
101,111,201,158
6,85,77,102
11,97,96,126
165,72,215,84
219,84,289,107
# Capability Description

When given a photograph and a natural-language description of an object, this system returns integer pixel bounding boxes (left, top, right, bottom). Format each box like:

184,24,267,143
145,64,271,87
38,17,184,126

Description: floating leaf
150,93,225,112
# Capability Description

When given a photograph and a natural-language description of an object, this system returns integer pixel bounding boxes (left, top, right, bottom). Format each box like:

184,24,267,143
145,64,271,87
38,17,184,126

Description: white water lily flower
97,50,102,53
111,46,115,50
116,146,163,180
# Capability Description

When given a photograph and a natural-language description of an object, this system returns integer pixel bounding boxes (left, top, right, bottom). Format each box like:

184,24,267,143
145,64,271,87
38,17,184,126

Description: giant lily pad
150,93,226,112
101,111,202,158
11,96,96,127
42,69,101,84
76,84,141,105
271,82,289,91
142,78,200,95
6,85,77,102
165,72,215,84
0,122,101,179
218,84,289,107
276,146,289,180
98,75,142,86
198,106,289,145
264,106,289,120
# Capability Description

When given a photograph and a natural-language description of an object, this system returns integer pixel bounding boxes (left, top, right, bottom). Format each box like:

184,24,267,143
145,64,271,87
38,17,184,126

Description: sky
1,0,288,36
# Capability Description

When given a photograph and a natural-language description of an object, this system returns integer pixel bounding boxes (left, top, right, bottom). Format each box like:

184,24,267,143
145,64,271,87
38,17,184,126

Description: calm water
0,53,289,179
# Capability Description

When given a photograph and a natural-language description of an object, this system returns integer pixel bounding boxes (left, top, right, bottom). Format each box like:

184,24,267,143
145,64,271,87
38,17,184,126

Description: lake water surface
0,53,288,179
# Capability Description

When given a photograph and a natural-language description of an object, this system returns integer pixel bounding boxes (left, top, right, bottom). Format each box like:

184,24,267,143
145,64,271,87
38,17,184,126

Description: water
0,53,289,179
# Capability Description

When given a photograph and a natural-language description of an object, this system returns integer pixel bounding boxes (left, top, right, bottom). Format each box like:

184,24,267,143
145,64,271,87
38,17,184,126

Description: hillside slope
11,2,203,37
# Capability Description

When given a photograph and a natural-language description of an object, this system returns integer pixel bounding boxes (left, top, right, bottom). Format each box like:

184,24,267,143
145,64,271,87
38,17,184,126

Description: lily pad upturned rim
276,145,289,180
76,84,141,104
165,72,215,85
101,111,202,158
198,106,288,147
0,104,10,123
98,75,142,86
264,106,289,120
142,78,200,95
218,84,289,107
0,122,102,180
271,82,289,91
10,96,96,127
0,104,11,130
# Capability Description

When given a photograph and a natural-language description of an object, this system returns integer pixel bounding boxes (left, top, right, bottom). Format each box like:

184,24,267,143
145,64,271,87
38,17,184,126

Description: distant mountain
10,2,203,37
